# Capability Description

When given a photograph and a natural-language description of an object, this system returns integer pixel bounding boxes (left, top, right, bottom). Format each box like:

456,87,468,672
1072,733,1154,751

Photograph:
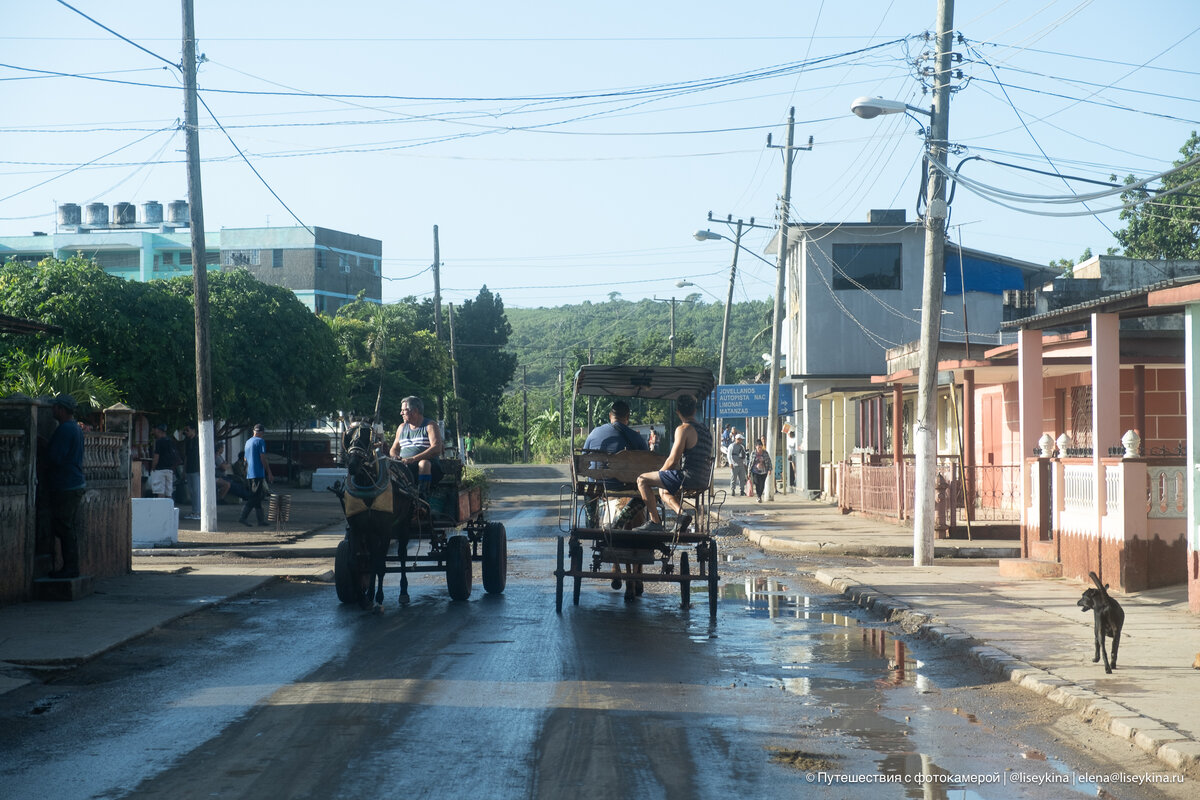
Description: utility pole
651,296,679,366
522,365,529,463
432,225,444,422
558,358,566,442
181,0,216,531
447,303,463,459
765,107,812,500
913,0,955,566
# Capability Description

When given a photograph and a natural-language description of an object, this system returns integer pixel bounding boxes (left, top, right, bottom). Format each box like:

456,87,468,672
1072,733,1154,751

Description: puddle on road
710,575,1101,799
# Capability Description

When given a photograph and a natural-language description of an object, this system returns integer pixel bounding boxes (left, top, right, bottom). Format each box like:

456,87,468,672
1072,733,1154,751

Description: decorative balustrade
1062,463,1095,514
1104,464,1122,517
83,432,127,482
0,430,26,486
1147,463,1186,518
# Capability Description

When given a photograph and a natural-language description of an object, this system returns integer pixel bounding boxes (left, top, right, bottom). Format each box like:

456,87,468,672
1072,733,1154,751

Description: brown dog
1077,571,1124,673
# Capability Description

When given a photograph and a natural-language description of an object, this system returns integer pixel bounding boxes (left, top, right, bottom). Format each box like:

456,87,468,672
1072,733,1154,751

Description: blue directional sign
714,384,794,417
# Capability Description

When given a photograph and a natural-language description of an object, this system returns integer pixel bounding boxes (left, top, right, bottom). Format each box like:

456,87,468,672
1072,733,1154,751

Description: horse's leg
397,535,410,603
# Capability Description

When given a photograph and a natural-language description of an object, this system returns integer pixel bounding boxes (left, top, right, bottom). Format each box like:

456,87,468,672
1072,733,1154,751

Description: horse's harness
343,424,409,519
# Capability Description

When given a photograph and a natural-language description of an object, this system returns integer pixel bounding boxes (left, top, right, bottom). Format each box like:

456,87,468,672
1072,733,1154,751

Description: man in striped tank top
389,395,444,493
633,393,712,533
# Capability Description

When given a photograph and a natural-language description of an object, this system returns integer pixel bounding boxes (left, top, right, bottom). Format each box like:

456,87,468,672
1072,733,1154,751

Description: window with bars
1070,386,1093,448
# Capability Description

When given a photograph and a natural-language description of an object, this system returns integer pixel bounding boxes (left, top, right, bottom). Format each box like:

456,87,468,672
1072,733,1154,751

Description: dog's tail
1088,571,1106,593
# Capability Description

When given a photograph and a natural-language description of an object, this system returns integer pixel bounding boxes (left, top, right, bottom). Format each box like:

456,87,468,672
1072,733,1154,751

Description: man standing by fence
46,394,86,579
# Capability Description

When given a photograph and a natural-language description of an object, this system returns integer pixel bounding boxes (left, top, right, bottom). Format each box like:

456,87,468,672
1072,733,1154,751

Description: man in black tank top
633,394,712,533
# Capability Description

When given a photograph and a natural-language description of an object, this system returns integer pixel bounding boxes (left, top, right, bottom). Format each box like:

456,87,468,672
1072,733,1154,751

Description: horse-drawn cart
556,365,722,619
332,423,506,607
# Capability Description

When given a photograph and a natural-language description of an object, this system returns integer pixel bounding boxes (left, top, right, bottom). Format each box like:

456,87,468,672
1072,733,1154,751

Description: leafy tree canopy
329,297,450,429
451,286,517,438
1115,131,1200,259
164,268,345,434
0,255,194,416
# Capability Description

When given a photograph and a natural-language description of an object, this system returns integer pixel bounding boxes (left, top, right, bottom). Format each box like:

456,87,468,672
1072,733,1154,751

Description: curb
812,569,1200,774
732,521,1020,560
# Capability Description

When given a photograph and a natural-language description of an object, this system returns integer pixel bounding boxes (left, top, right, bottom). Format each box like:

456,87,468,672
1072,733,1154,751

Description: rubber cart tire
555,536,565,613
680,551,691,609
335,539,359,604
445,535,472,601
482,522,507,595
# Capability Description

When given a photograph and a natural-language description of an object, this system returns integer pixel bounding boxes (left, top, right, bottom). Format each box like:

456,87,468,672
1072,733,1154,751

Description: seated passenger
389,395,444,494
581,401,647,527
634,393,712,533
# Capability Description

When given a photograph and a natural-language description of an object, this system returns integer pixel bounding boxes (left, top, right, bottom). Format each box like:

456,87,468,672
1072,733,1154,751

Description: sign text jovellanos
714,384,794,417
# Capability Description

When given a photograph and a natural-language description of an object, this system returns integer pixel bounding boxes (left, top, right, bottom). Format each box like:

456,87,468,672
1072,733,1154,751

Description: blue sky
2,1,1197,309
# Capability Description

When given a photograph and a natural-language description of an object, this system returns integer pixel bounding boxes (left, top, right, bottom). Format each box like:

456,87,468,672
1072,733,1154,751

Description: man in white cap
727,432,748,496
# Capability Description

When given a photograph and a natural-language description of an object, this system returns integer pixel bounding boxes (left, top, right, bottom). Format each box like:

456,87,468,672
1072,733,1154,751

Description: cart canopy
572,365,715,402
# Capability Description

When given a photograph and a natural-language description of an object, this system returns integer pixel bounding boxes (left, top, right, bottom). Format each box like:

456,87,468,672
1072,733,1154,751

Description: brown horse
337,422,418,609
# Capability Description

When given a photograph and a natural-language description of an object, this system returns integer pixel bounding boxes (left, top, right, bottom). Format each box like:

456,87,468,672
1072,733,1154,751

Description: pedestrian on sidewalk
239,424,275,526
45,394,86,578
727,433,747,496
182,423,201,520
148,423,180,501
749,440,771,502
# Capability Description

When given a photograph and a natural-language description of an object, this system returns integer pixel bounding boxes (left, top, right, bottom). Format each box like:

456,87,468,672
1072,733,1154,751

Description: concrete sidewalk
719,476,1200,774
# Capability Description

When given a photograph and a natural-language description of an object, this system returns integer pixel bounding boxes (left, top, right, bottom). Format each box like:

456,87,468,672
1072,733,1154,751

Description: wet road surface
0,465,1192,799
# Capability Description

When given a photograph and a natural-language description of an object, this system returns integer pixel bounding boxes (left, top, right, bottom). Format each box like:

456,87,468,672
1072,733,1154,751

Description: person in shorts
633,394,712,533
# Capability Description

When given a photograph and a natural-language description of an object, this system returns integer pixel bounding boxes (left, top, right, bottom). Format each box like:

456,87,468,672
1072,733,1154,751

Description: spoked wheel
555,536,565,613
334,538,361,604
706,537,719,620
481,522,507,595
445,534,472,601
680,551,690,608
569,538,583,606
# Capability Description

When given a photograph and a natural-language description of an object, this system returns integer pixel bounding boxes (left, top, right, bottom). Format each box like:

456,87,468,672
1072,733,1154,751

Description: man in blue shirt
46,394,86,579
238,423,275,527
581,401,647,527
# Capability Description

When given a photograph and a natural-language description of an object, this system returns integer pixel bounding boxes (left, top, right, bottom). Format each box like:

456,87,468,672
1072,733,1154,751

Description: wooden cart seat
573,450,664,495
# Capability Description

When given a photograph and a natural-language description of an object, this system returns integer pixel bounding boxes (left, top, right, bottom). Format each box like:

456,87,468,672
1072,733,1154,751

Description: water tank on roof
113,202,136,225
142,201,163,224
86,203,109,227
58,203,81,227
167,200,189,225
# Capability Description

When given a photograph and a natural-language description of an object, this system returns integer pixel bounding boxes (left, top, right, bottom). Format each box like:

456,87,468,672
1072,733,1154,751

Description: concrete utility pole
182,0,216,531
447,302,462,458
432,225,444,422
522,365,529,463
718,220,742,389
913,0,956,566
765,107,811,500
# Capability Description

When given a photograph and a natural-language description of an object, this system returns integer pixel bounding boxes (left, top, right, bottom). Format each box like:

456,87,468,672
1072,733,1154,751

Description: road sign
714,384,794,417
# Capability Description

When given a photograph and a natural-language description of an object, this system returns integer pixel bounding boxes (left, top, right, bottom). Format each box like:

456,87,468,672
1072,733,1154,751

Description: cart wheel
680,551,691,608
334,539,360,604
482,522,507,595
445,535,472,601
570,538,583,606
555,536,565,613
707,537,719,620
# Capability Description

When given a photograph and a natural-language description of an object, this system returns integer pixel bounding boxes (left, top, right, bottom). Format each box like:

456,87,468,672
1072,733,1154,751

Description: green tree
0,343,122,411
163,268,345,433
0,255,194,415
452,286,517,439
1115,132,1200,259
330,297,450,429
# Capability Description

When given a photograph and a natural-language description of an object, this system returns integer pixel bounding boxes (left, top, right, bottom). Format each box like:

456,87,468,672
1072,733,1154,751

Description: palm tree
0,343,122,411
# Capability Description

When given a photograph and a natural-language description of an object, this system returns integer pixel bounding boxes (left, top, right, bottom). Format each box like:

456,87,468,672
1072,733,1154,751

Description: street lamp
849,7,953,567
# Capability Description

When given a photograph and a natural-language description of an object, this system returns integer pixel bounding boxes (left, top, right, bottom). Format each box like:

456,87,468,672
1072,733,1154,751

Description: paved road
0,465,1192,799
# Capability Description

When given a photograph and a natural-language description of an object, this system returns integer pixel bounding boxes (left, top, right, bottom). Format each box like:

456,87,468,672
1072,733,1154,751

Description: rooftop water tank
167,200,189,225
58,203,81,227
85,203,109,227
113,202,136,225
142,201,163,224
